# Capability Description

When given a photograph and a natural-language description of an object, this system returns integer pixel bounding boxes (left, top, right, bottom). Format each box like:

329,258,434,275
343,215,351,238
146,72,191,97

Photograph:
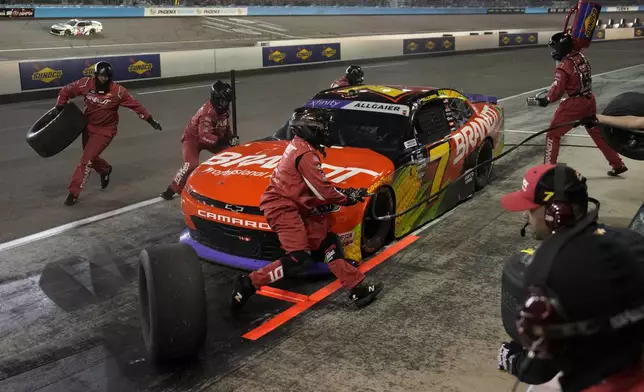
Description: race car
178,84,505,275
50,19,103,36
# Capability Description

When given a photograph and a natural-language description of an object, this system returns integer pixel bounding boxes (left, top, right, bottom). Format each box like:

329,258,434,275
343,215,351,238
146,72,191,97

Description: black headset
543,163,578,231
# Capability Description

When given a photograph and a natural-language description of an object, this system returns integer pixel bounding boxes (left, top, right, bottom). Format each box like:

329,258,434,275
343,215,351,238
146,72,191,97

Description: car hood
186,139,395,207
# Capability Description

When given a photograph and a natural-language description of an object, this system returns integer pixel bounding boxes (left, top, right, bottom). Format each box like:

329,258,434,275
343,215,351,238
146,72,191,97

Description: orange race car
178,84,505,275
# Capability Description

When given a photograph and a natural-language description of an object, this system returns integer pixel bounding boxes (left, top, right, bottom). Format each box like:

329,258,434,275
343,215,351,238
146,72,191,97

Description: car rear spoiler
463,93,498,105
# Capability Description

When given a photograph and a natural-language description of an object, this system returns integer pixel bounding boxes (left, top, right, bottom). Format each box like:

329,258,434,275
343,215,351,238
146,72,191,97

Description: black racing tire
89,29,96,35
138,243,207,363
26,102,87,158
65,30,71,36
361,187,394,258
599,91,644,161
474,139,494,191
500,252,529,343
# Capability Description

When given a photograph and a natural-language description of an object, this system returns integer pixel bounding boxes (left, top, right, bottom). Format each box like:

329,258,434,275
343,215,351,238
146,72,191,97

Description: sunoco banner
403,37,456,55
18,54,161,91
262,43,341,67
487,8,525,14
499,32,539,46
144,7,247,16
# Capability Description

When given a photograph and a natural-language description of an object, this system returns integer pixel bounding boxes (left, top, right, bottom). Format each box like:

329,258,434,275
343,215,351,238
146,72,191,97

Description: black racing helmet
345,65,364,85
548,32,574,61
210,80,233,114
289,107,334,154
94,61,113,93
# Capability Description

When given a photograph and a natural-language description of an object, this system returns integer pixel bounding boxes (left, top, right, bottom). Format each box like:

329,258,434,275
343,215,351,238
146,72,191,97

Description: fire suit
543,52,624,169
330,75,350,88
583,362,644,392
56,77,152,197
248,135,365,290
169,100,233,194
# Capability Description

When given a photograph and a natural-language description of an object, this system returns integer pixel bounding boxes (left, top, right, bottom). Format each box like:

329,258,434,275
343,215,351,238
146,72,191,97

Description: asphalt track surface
1,41,644,392
0,12,643,60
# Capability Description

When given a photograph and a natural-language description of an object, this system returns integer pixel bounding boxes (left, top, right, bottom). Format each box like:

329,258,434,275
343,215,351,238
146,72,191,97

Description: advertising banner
18,54,161,91
593,29,606,40
548,7,571,13
606,6,639,12
262,43,341,67
635,27,644,37
144,7,248,17
486,8,525,14
0,7,34,18
499,32,539,47
403,37,456,55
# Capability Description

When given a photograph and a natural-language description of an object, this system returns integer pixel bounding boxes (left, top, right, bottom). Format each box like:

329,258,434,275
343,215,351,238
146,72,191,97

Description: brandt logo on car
198,210,270,230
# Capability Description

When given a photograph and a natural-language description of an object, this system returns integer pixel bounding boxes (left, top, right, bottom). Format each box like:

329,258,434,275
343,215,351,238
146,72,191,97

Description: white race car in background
50,19,103,36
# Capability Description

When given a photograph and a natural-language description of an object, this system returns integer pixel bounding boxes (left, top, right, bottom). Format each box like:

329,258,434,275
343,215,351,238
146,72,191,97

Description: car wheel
599,91,644,160
361,187,394,258
89,29,96,35
500,251,529,342
26,102,87,158
474,139,493,191
138,243,207,363
64,30,71,36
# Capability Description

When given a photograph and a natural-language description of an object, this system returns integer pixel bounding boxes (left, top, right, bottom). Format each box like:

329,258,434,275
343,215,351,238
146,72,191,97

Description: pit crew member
330,65,364,88
497,163,644,391
55,61,162,206
535,32,627,177
231,108,384,310
160,80,239,200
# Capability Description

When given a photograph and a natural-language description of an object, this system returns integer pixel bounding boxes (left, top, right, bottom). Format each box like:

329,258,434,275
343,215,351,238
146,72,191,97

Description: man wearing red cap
497,163,644,392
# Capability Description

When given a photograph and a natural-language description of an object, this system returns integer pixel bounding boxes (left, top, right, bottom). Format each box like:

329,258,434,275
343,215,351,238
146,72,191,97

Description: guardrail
0,5,643,19
1,26,642,100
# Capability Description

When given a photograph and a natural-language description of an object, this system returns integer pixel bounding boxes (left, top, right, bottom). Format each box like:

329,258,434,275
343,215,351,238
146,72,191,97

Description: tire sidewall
474,139,493,190
360,187,394,257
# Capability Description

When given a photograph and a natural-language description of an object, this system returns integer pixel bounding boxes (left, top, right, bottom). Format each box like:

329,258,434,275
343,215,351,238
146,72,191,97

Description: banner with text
499,32,539,47
548,7,571,13
635,27,644,37
0,7,34,18
18,54,161,91
403,37,456,55
594,29,606,40
487,7,525,14
143,7,248,17
262,43,341,67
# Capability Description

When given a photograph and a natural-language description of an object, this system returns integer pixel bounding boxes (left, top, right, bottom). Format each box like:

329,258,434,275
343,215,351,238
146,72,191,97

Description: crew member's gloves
338,187,369,206
147,117,162,131
536,96,549,107
577,115,598,128
498,341,524,375
229,136,240,147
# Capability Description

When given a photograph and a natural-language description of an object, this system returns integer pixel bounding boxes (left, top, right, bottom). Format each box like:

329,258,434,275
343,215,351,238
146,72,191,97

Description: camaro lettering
198,209,271,230
452,106,500,164
203,151,380,183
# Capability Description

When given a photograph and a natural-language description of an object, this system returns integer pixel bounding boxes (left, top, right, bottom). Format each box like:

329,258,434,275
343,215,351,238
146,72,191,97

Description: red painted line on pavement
242,235,419,341
257,286,309,303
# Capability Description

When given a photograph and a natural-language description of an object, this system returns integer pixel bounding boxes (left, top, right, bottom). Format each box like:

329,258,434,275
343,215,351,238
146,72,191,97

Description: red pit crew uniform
170,101,233,194
249,135,365,290
544,53,624,170
56,77,152,197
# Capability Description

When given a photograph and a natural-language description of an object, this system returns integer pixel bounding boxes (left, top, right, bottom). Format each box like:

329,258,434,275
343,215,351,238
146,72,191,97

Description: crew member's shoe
160,186,175,200
349,279,384,308
64,193,78,206
100,165,113,189
231,274,257,310
608,165,628,177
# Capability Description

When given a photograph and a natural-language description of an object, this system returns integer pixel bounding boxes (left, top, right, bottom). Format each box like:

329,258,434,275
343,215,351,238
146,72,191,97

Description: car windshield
275,109,409,151
66,20,77,26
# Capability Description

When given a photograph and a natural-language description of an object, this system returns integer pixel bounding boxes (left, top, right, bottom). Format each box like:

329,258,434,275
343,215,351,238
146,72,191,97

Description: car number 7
427,142,450,196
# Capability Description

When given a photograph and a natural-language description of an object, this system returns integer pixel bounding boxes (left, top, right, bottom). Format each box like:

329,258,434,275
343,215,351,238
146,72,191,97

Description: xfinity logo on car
198,210,270,230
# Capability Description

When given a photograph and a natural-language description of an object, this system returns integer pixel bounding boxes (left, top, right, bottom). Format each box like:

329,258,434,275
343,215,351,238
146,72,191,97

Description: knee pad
319,233,345,264
280,250,314,277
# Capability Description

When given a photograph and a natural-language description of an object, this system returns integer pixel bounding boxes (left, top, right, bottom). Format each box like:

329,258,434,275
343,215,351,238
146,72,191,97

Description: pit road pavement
0,12,642,60
0,40,643,392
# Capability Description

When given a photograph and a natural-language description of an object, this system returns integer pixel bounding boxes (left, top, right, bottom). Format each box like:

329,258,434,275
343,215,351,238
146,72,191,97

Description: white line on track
138,81,242,95
0,38,241,53
505,129,591,138
1,63,642,252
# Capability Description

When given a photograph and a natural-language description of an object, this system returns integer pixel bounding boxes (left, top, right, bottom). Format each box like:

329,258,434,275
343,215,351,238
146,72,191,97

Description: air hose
368,120,581,221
